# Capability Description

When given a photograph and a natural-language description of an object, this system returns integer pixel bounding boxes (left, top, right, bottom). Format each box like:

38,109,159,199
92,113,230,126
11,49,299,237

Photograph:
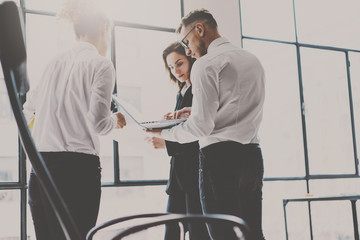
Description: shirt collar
74,41,98,52
181,84,191,96
207,37,230,53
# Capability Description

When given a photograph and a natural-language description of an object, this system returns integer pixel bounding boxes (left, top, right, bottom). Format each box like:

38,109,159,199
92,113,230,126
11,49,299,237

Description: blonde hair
57,0,110,39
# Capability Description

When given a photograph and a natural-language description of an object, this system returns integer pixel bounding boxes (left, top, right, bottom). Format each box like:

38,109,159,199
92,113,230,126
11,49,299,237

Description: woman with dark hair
149,42,210,239
23,1,126,239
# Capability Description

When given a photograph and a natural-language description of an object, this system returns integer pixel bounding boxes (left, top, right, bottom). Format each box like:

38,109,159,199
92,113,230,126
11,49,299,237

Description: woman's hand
163,112,173,120
163,107,192,120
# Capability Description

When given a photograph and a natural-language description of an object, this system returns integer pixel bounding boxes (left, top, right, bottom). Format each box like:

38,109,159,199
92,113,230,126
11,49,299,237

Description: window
301,48,355,175
0,1,181,239
295,0,360,50
240,0,295,41
243,40,305,178
0,81,18,183
349,52,360,162
114,27,177,181
240,0,360,238
2,0,360,239
103,0,181,28
0,190,21,238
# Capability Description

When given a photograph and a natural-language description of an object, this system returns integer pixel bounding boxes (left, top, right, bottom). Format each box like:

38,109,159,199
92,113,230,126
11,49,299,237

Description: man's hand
115,112,126,129
147,137,166,149
173,107,192,119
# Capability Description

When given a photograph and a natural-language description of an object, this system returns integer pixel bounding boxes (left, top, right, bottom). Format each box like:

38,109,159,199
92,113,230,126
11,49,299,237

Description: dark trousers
165,186,210,240
28,152,102,240
165,157,210,240
199,141,265,240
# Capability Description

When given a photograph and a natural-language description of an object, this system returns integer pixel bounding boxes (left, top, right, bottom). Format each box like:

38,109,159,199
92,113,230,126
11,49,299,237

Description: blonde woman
23,1,126,239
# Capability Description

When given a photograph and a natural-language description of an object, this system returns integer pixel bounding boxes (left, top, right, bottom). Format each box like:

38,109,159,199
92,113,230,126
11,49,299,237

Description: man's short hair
176,9,218,33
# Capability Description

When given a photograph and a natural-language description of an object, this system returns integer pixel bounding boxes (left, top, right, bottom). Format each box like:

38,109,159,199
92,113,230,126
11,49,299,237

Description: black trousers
28,152,102,240
165,183,210,240
165,158,210,240
199,141,265,240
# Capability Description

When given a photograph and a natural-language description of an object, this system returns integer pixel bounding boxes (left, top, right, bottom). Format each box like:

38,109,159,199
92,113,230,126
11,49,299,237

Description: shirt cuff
111,113,118,129
160,129,171,140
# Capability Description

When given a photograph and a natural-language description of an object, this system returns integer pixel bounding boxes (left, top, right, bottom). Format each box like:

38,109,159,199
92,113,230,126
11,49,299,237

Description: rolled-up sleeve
87,61,117,135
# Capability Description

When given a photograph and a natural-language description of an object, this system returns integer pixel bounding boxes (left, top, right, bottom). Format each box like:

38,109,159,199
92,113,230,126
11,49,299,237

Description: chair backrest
0,2,81,239
0,1,28,95
86,213,168,240
87,213,249,240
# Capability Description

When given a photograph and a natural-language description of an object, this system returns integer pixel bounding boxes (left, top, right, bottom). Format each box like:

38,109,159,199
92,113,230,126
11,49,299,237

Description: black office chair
0,2,82,239
87,213,249,240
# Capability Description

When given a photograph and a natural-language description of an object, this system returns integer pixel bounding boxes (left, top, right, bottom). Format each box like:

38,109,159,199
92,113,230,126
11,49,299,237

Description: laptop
112,95,187,130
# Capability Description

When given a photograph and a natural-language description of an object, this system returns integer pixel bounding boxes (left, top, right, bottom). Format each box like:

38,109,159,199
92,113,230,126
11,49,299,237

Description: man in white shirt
148,9,265,240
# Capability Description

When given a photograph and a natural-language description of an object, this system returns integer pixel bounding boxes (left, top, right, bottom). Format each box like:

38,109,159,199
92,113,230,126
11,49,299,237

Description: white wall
184,0,242,48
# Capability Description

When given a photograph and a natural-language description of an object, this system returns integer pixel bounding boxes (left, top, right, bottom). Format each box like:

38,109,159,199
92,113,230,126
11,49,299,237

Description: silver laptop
112,95,187,130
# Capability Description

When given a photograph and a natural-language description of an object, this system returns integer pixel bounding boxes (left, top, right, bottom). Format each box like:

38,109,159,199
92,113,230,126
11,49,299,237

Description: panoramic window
1,0,360,239
240,0,360,239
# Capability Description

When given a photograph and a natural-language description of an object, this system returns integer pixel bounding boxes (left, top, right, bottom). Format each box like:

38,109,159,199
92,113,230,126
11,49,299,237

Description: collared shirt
161,37,265,148
23,41,117,156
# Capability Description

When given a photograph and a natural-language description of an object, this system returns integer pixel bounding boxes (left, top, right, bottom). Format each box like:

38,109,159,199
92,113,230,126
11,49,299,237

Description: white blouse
23,42,117,156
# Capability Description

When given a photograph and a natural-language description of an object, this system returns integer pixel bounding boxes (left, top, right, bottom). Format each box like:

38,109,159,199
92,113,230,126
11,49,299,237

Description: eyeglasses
179,25,196,49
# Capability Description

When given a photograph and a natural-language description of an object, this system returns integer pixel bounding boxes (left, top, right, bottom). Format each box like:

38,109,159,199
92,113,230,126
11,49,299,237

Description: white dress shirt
23,41,117,156
161,37,265,148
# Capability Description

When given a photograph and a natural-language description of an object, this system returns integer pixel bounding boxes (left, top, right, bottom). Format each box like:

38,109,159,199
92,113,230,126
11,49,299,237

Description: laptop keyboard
140,118,186,129
141,119,185,124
